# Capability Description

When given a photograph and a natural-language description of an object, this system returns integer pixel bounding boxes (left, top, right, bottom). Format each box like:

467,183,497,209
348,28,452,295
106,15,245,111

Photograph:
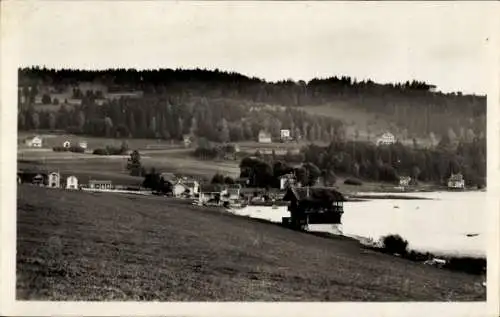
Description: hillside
17,186,485,301
18,67,486,144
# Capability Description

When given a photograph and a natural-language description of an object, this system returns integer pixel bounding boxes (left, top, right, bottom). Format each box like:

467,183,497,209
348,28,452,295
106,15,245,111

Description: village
17,127,470,234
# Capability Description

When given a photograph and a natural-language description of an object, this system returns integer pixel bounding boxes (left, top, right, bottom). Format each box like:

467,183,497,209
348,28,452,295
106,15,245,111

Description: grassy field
16,186,485,301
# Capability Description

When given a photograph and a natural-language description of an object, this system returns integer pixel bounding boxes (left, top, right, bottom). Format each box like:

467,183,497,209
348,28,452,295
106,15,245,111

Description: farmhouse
89,180,113,190
181,179,200,196
63,141,71,148
66,176,78,189
25,136,43,148
258,130,272,144
48,172,61,188
199,184,228,205
376,132,396,146
448,173,465,190
282,187,346,229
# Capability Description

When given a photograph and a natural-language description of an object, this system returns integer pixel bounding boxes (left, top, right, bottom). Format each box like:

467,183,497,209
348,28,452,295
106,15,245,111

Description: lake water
229,191,487,257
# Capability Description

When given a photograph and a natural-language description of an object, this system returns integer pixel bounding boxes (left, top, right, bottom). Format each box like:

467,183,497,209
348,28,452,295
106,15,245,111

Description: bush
93,148,109,155
69,146,85,153
344,178,363,186
53,146,68,152
381,234,409,255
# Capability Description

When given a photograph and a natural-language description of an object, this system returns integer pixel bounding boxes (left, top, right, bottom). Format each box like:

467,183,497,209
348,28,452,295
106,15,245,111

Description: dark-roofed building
282,187,346,229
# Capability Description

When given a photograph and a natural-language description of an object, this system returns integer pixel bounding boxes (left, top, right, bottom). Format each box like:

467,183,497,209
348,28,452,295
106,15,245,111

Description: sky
5,1,498,95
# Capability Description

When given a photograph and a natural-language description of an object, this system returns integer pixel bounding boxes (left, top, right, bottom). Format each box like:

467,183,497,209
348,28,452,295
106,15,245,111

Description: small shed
282,187,346,230
66,176,78,189
48,172,61,188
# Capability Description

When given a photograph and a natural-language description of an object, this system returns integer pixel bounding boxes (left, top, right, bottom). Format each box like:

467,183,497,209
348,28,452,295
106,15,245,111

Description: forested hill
18,67,486,143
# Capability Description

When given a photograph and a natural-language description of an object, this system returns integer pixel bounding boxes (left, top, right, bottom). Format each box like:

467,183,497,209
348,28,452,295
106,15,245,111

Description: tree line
18,67,486,141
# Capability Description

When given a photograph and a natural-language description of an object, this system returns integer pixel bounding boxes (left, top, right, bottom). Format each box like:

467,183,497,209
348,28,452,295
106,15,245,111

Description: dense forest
18,67,486,143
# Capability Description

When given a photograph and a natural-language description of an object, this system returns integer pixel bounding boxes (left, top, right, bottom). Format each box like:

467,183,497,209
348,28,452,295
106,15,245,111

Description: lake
229,191,487,257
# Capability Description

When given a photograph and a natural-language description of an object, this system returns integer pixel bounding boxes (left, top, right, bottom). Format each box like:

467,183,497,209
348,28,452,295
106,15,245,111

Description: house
399,176,411,188
279,173,296,190
181,179,200,196
66,176,78,189
448,173,465,190
89,180,113,190
79,141,88,149
25,136,43,148
280,129,291,141
63,141,71,148
376,132,396,146
258,130,272,144
199,184,228,205
183,135,193,148
226,184,242,200
282,187,346,229
48,172,61,188
32,174,45,186
172,182,189,197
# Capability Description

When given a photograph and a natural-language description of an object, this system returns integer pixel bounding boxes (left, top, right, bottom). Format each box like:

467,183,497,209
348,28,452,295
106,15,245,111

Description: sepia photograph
1,1,499,316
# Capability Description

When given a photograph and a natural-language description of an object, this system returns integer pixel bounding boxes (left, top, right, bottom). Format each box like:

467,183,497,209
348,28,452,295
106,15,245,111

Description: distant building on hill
63,140,71,148
258,130,272,143
280,129,291,141
376,132,396,146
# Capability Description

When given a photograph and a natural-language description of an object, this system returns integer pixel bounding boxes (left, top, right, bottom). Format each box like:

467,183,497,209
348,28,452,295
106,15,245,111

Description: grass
17,186,485,301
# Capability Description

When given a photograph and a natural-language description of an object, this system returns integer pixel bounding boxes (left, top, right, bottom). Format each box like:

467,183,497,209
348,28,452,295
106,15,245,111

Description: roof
89,180,112,184
160,172,177,182
200,184,226,193
283,187,346,202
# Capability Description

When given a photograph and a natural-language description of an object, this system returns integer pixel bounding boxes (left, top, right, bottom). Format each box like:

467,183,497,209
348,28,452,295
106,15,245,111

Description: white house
258,130,272,143
226,184,242,200
280,129,291,141
448,173,465,190
279,173,296,190
180,179,200,196
63,140,71,148
376,132,396,146
66,176,78,189
48,172,60,188
25,136,43,148
79,141,88,149
172,182,189,197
